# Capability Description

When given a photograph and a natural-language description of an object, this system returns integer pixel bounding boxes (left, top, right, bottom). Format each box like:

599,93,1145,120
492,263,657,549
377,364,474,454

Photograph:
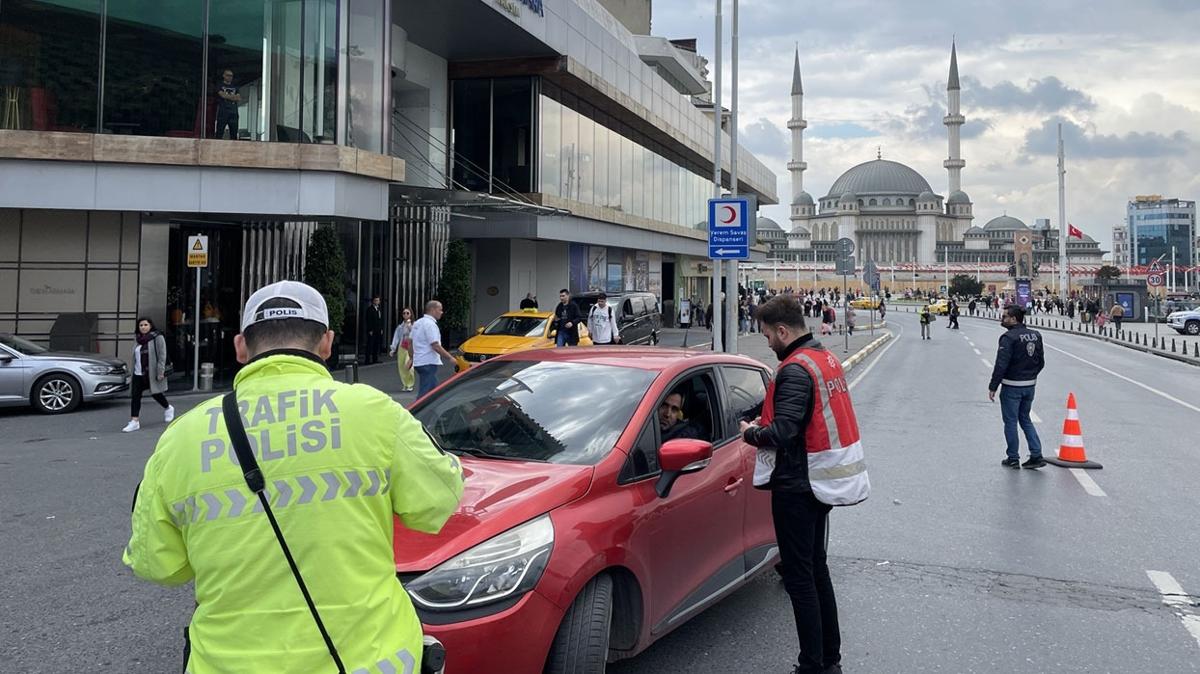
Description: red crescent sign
720,205,737,224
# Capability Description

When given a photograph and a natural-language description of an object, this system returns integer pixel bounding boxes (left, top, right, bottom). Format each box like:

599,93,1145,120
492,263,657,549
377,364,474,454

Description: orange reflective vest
756,346,870,505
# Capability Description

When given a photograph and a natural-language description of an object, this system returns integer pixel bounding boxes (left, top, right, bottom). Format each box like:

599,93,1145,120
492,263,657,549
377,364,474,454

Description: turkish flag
1068,223,1084,239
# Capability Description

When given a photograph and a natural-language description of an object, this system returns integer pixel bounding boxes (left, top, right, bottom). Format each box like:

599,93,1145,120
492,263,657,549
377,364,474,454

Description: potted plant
303,224,347,365
436,240,472,349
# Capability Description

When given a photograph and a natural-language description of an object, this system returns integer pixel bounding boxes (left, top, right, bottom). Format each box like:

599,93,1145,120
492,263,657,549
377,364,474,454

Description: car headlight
406,515,554,611
82,365,113,375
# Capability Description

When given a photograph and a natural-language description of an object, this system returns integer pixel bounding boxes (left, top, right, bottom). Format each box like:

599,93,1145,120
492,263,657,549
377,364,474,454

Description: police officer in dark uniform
987,305,1045,468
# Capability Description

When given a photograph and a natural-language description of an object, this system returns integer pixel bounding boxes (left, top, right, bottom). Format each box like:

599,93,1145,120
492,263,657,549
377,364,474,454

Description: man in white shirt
588,293,621,345
411,300,454,397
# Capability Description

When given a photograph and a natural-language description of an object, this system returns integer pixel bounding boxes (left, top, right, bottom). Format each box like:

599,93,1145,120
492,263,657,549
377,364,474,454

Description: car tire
1187,321,1200,336
544,573,613,674
31,373,81,414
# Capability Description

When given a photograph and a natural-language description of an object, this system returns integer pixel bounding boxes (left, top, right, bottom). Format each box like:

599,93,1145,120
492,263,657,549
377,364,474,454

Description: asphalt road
2,316,1198,673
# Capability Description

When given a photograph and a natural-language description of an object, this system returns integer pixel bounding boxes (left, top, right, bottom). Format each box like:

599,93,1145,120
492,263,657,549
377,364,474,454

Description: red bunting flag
1068,223,1084,239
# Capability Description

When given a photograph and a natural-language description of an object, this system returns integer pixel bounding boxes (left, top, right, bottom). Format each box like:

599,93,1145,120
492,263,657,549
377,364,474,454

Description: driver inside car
659,391,702,443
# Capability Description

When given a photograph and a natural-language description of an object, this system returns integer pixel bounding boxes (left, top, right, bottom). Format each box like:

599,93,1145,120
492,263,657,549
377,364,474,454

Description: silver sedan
0,334,129,414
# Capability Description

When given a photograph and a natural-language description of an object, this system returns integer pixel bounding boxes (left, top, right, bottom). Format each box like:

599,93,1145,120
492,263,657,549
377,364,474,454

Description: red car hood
394,458,593,572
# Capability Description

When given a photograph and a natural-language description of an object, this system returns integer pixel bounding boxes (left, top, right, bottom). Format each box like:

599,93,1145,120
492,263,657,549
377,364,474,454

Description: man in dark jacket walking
739,295,846,674
988,305,1046,468
553,289,581,347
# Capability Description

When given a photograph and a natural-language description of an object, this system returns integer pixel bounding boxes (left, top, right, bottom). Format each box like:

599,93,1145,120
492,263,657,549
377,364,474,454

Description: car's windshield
0,334,47,355
413,360,657,464
483,315,547,337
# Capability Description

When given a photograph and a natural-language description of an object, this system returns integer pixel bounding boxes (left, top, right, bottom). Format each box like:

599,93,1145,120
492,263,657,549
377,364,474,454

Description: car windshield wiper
446,447,547,462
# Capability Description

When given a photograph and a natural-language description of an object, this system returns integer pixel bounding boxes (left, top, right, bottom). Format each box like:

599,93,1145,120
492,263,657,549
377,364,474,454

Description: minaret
787,49,813,227
943,41,965,194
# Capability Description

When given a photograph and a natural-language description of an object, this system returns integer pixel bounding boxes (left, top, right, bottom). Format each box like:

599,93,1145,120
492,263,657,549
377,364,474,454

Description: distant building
1111,223,1131,268
1126,196,1196,267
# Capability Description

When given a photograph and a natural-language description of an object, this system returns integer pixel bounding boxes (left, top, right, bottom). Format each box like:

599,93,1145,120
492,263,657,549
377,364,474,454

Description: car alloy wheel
33,375,80,414
1187,321,1200,336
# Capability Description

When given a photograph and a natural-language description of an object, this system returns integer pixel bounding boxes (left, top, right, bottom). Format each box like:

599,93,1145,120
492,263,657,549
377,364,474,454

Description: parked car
398,347,775,673
1167,307,1200,336
0,334,128,414
571,291,662,345
454,309,594,370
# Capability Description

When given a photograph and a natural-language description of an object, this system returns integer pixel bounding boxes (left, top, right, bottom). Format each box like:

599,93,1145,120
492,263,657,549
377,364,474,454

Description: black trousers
773,489,840,672
365,331,382,363
214,110,238,139
131,374,169,417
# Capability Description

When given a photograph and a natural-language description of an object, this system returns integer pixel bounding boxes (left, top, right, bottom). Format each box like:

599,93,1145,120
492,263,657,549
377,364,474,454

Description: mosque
769,43,1104,268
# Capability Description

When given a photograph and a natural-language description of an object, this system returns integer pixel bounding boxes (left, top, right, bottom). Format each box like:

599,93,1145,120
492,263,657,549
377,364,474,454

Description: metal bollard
199,362,214,392
343,362,359,383
1172,339,1176,353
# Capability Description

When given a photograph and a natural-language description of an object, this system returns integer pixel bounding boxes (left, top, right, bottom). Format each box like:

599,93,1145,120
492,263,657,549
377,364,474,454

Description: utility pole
726,0,739,354
710,0,723,352
1057,123,1068,297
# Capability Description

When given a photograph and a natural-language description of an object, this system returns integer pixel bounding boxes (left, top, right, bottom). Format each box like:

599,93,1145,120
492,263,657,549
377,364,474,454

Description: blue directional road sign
708,197,750,260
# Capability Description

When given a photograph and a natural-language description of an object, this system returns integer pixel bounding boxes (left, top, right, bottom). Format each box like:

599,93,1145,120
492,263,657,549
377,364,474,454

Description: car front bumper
421,589,563,674
82,374,129,401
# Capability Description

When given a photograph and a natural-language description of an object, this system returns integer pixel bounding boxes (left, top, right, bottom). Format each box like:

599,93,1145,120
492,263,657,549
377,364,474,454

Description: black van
571,291,662,345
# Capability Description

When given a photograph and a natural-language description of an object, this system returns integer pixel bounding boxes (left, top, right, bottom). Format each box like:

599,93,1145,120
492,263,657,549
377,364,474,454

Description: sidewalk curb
896,306,1200,367
842,330,893,373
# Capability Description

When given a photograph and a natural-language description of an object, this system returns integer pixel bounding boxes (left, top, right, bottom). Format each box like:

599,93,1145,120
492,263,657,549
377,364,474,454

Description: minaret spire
787,48,810,227
943,39,965,194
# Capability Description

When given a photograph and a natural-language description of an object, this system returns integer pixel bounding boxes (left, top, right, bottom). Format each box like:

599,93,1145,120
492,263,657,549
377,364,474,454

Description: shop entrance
166,221,244,387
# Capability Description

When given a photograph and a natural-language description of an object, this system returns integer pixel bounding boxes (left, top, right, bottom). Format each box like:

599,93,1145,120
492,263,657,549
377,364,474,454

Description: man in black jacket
553,289,581,347
363,295,385,364
988,305,1046,468
738,295,843,674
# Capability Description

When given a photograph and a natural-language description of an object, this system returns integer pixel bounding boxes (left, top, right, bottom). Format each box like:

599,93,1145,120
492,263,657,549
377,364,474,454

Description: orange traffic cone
1045,393,1102,469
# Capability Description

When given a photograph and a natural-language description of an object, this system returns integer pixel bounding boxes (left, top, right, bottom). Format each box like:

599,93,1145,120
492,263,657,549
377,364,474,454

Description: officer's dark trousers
773,489,840,672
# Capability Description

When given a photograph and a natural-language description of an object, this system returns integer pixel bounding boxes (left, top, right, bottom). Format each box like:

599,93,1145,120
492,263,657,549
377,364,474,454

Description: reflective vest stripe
171,469,391,526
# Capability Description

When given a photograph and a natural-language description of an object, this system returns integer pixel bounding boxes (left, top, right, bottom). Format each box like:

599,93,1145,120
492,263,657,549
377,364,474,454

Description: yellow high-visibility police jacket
124,352,464,673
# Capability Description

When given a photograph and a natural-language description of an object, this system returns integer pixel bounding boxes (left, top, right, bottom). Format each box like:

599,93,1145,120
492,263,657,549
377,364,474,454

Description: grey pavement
4,316,1200,673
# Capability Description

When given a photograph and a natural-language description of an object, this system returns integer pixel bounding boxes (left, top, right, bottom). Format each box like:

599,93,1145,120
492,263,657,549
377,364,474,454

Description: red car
396,347,778,672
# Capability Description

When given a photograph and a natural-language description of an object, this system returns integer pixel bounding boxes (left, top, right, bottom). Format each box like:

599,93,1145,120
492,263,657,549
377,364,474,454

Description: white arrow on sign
713,248,743,256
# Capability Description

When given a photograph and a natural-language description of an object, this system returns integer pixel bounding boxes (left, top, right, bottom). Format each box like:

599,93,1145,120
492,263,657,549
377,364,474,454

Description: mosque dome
947,190,971,204
792,191,814,206
825,159,933,199
983,215,1029,231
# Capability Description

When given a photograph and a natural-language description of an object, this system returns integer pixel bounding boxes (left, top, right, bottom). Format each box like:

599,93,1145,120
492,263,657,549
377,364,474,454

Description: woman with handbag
389,307,416,392
122,317,173,432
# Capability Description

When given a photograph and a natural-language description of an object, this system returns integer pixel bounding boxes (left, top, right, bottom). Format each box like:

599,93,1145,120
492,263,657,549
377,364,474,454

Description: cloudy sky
652,0,1200,252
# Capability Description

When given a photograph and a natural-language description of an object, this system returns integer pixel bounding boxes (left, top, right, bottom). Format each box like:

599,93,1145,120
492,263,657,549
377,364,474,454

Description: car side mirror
476,327,485,335
0,354,11,364
655,439,714,498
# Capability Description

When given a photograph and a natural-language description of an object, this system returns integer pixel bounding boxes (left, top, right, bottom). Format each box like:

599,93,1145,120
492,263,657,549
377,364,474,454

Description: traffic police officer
124,281,464,673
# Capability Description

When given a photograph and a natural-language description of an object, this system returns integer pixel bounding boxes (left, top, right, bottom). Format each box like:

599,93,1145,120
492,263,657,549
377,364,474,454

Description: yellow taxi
849,296,881,310
453,309,592,370
927,299,950,315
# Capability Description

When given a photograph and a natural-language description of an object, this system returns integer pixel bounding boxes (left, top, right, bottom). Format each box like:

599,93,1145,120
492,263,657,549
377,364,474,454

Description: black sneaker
1001,458,1020,468
1022,456,1047,469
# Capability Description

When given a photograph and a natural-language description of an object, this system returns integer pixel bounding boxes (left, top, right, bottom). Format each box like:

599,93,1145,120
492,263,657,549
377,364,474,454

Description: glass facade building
0,0,373,146
1127,198,1196,267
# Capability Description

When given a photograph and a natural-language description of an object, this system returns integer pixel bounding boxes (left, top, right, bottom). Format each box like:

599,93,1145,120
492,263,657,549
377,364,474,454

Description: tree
949,274,984,298
1096,265,1121,283
303,224,346,334
436,240,472,346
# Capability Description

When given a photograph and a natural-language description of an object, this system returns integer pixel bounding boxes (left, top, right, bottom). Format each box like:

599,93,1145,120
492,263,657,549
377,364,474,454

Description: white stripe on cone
1061,434,1084,447
1066,408,1079,420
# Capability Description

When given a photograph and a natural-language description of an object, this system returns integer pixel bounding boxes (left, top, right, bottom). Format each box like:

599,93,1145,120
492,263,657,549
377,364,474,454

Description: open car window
483,316,548,337
412,360,657,465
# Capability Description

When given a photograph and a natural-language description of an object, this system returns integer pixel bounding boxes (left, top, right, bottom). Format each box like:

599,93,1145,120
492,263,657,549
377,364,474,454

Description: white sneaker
122,420,140,433
164,405,175,423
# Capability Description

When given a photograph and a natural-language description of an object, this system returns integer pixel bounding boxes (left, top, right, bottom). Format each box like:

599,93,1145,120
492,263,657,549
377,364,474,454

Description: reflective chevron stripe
352,648,416,674
171,469,390,526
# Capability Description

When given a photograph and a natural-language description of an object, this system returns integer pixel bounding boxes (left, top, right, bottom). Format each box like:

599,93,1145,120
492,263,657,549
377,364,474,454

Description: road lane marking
1043,343,1200,415
981,358,992,368
1146,570,1200,649
1069,468,1106,497
849,324,903,391
1030,411,1043,424
973,348,981,356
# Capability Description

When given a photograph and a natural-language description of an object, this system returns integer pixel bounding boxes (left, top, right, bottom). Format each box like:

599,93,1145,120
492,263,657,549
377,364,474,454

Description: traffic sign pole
187,235,209,391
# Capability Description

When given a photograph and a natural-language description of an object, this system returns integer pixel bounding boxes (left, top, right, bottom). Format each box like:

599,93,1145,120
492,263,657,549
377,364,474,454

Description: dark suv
571,291,662,345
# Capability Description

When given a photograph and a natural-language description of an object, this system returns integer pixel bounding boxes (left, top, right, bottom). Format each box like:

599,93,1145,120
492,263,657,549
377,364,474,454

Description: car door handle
723,477,744,493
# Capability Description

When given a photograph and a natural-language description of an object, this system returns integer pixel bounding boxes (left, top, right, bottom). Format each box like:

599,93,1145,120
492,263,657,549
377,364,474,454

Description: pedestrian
968,298,977,316
844,303,856,336
820,302,835,336
919,302,933,340
122,317,173,432
987,305,1046,469
213,68,241,139
948,300,960,329
519,292,538,310
877,298,886,320
363,295,385,364
388,306,416,393
705,302,714,330
1066,300,1075,320
553,289,581,347
739,294,869,674
412,299,455,397
123,280,464,673
1109,301,1125,332
587,293,621,345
